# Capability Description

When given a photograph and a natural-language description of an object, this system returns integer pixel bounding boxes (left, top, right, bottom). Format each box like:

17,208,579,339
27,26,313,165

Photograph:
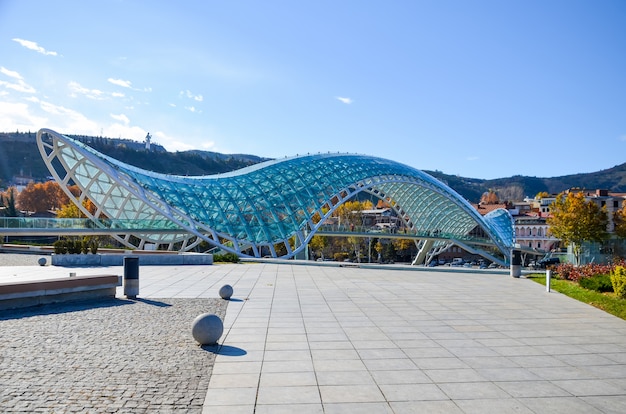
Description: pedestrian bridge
23,128,516,264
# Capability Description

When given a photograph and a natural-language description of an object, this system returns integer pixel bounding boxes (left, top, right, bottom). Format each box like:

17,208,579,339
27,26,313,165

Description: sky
0,0,625,180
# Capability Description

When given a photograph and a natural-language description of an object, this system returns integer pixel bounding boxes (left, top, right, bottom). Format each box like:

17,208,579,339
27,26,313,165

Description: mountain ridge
1,131,624,202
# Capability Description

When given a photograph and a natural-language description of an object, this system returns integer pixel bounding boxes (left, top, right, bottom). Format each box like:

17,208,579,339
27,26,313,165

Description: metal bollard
123,256,139,299
510,249,521,278
546,269,551,292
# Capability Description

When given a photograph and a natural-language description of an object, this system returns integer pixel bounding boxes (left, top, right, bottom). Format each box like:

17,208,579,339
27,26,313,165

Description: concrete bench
0,275,121,311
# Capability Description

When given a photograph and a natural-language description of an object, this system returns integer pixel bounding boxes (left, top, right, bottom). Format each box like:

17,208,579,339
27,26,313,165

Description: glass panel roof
37,128,515,258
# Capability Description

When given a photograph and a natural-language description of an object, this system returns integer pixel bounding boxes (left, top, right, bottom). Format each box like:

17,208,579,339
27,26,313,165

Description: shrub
213,253,240,263
53,239,68,254
334,252,349,262
555,262,618,282
89,239,99,254
611,266,626,299
81,237,90,254
579,274,614,293
66,239,83,254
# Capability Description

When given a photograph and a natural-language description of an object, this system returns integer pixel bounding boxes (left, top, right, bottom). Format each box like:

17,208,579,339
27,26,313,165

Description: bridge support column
293,230,308,260
412,239,434,266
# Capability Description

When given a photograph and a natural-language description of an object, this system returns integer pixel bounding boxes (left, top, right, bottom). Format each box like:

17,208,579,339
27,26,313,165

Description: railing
0,217,185,234
315,224,493,245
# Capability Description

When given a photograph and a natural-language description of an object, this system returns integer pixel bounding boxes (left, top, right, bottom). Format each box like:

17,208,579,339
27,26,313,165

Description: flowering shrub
554,259,626,283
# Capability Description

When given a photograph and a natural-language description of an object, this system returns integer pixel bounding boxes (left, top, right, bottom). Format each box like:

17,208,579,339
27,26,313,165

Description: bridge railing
315,224,492,244
0,217,183,231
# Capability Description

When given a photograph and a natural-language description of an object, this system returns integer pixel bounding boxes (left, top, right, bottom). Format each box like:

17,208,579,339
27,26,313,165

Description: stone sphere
38,257,47,266
219,284,233,300
191,313,223,345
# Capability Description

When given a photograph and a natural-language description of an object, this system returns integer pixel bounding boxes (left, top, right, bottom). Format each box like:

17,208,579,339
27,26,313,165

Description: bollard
510,249,521,278
123,256,139,299
546,269,551,292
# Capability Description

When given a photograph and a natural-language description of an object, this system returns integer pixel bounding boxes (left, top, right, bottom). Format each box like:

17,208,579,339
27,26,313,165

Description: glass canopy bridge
31,128,516,264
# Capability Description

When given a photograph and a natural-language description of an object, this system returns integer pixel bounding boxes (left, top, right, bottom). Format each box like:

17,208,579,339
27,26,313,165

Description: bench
0,275,121,311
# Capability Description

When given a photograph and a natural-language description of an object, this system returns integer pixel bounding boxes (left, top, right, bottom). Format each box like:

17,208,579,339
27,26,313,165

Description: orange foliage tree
17,181,70,213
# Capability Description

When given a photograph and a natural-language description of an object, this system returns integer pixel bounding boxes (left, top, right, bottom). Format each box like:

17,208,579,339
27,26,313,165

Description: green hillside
1,131,625,203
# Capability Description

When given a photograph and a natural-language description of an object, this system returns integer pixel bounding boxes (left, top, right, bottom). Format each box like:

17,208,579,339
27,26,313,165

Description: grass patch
527,274,626,321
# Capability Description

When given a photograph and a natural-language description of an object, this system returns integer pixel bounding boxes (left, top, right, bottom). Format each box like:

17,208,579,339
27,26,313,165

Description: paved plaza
1,260,626,413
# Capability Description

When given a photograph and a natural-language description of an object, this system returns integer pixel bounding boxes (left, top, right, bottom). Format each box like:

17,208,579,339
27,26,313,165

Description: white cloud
0,67,35,93
0,67,36,93
0,101,48,131
108,78,133,88
0,79,36,94
153,131,196,152
12,38,58,56
466,156,479,161
68,81,104,100
336,96,353,104
105,123,147,141
112,92,125,98
3,96,99,134
181,90,203,102
185,106,201,113
110,113,130,125
0,67,23,80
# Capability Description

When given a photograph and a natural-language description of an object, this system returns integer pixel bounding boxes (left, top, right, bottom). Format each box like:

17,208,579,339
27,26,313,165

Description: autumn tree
309,235,330,259
17,181,72,213
480,190,499,205
547,192,609,266
57,198,98,218
614,203,626,239
334,199,373,228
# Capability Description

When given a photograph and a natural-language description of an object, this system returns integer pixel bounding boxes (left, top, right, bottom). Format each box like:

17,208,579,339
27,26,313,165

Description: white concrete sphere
219,284,233,300
38,257,47,266
191,313,223,345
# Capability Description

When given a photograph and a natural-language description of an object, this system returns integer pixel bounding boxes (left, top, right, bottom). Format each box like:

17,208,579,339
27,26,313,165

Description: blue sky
1,0,624,180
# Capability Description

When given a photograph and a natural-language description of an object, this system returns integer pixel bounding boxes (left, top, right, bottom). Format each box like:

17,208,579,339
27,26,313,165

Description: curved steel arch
37,128,515,260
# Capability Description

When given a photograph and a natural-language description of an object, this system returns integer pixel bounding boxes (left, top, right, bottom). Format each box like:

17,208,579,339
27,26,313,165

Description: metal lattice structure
37,128,515,261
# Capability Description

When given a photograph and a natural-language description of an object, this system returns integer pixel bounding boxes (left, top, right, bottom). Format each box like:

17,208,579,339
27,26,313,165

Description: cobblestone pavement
0,253,47,267
0,297,227,413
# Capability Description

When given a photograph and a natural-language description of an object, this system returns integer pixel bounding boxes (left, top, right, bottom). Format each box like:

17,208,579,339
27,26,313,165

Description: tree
309,234,330,259
547,192,609,266
536,191,550,200
57,198,98,218
480,190,499,205
1,187,19,217
17,181,71,213
334,199,372,229
614,203,626,239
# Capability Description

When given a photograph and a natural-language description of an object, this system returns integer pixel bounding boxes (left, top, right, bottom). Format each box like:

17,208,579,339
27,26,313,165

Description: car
537,257,560,268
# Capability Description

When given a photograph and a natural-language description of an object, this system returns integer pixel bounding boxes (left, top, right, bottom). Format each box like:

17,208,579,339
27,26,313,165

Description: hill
0,132,267,184
426,163,626,202
1,131,624,202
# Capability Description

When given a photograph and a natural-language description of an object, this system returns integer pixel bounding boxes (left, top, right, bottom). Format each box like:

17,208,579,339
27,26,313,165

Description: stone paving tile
4,262,626,413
